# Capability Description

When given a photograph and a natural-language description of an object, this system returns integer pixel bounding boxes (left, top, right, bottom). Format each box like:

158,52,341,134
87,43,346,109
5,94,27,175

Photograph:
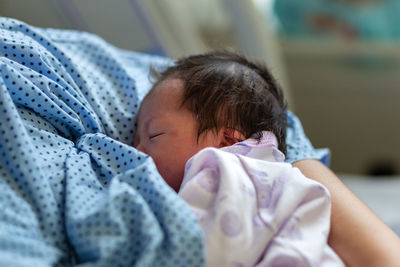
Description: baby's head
134,51,287,191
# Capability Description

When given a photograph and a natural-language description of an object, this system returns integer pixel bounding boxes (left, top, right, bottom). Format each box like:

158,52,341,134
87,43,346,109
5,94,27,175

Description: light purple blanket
179,131,344,266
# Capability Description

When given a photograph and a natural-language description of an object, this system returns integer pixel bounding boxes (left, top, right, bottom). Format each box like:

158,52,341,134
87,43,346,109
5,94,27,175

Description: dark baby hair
151,51,287,154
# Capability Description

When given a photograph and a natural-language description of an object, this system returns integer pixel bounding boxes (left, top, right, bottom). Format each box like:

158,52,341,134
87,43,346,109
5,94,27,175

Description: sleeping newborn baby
134,51,344,266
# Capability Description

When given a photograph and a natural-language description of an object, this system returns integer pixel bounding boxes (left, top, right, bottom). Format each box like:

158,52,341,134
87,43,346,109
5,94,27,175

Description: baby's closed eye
149,132,165,139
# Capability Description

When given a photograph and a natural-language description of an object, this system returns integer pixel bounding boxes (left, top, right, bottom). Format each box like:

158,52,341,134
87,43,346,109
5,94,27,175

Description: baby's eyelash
149,133,164,139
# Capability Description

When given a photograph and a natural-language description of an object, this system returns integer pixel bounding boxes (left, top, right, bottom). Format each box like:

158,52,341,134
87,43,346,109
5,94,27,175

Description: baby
134,51,286,191
134,51,344,266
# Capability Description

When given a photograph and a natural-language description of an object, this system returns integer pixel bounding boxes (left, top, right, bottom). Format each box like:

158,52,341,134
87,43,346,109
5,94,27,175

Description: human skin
134,78,241,192
294,159,400,267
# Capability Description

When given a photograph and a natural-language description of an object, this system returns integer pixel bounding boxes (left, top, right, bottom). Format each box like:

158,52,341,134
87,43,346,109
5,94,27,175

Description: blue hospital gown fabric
0,17,328,266
285,110,330,166
0,17,203,266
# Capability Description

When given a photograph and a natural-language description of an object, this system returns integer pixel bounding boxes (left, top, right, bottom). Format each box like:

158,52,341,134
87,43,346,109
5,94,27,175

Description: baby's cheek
152,153,172,176
169,129,179,138
156,155,185,191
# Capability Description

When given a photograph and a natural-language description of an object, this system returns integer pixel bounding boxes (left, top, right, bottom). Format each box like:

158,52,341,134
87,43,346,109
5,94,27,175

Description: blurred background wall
271,0,400,175
2,0,400,175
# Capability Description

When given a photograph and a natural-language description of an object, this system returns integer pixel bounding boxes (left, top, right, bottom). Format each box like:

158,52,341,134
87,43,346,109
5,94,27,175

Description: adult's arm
293,159,400,267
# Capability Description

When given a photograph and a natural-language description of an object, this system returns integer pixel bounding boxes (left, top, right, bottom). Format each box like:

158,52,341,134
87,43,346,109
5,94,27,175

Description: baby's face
134,78,220,192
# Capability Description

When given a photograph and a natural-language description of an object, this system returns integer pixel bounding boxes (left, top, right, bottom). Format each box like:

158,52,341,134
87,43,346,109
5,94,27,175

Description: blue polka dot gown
0,17,204,266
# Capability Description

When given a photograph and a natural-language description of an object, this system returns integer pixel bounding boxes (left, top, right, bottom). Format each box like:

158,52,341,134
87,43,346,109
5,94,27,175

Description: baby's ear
218,128,245,147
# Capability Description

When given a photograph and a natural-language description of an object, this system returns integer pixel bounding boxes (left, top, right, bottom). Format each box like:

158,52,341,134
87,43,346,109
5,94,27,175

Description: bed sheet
0,17,204,266
340,174,400,236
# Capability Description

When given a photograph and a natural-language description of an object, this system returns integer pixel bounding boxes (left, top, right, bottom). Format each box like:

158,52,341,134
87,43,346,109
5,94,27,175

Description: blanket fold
0,17,204,266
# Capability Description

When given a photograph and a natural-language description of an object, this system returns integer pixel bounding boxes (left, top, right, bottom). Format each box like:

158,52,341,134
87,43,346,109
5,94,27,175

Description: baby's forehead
137,79,186,119
154,78,185,94
147,79,185,104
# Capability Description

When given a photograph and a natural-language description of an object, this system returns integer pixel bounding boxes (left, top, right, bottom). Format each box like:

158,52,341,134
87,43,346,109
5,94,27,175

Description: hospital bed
1,1,399,265
340,174,400,236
